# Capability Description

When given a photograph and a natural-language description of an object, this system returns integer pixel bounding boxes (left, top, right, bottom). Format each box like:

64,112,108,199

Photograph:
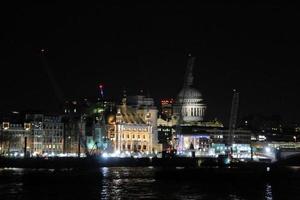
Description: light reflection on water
0,167,299,200
265,184,273,200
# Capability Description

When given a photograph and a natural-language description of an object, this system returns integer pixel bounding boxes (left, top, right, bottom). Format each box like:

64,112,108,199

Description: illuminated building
173,56,206,123
41,116,64,155
84,100,115,153
170,56,228,156
0,122,31,156
173,56,208,153
157,56,254,158
62,100,88,155
126,92,161,152
26,114,64,156
160,98,174,119
29,114,45,155
108,106,152,153
106,95,154,154
157,116,175,150
0,113,65,157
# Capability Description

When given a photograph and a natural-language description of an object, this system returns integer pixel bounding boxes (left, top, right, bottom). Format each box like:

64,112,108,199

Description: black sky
1,2,300,124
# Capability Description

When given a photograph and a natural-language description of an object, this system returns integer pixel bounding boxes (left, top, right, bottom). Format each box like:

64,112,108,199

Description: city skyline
2,3,300,200
1,2,299,124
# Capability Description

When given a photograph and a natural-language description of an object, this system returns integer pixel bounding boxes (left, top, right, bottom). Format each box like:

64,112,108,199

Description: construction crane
99,83,104,100
40,48,64,104
89,85,109,156
227,89,239,153
174,55,196,152
78,114,90,157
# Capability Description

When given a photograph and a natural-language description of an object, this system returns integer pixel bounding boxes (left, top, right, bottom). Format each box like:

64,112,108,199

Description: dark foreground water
0,167,299,200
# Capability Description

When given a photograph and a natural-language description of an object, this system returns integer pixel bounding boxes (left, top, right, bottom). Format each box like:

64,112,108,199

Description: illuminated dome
174,86,206,123
173,56,206,123
177,87,202,102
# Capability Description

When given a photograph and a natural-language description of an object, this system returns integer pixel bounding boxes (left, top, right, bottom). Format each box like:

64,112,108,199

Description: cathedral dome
177,87,202,100
173,56,206,123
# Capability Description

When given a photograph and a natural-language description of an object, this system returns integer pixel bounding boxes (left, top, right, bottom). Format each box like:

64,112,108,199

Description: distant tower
99,84,104,99
116,108,122,124
228,89,239,145
121,89,127,106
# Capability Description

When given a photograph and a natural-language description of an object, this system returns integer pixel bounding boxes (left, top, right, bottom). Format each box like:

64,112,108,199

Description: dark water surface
0,167,299,200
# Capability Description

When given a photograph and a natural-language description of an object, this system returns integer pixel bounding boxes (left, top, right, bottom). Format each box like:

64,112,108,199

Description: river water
0,167,299,200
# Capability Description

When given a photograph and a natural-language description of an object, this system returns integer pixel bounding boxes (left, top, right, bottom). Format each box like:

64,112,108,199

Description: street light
293,136,297,143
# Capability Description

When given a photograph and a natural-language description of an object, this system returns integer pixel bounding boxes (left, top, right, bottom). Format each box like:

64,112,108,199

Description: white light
258,135,267,141
265,147,271,153
224,157,231,164
102,152,109,158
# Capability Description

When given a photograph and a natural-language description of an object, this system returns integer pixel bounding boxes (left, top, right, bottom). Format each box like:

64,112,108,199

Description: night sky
1,2,299,124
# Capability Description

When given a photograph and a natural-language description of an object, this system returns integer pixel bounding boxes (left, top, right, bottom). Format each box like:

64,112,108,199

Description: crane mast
228,89,239,148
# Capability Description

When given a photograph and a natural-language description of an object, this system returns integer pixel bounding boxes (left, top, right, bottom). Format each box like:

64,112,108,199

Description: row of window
182,107,205,117
122,144,147,150
44,138,63,143
44,144,63,149
123,127,148,132
43,126,63,130
44,132,63,136
122,134,148,140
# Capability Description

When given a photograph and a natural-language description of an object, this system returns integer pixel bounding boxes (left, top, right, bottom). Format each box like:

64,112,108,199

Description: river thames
0,167,299,200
